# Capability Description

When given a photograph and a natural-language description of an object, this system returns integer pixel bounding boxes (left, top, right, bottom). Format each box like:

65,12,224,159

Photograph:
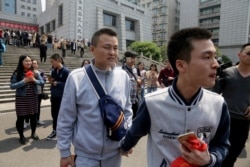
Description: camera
217,61,233,77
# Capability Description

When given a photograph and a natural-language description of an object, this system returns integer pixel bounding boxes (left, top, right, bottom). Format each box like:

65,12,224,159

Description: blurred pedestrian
145,64,159,93
80,59,90,67
10,55,44,144
46,54,70,140
32,60,47,125
158,59,175,87
39,41,47,63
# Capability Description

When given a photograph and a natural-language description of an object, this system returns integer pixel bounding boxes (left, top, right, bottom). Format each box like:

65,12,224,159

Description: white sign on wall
76,0,83,41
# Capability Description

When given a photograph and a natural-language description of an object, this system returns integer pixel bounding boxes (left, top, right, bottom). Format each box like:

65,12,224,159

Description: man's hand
60,156,75,167
120,148,134,157
244,106,250,119
180,140,211,166
160,83,165,88
24,77,35,83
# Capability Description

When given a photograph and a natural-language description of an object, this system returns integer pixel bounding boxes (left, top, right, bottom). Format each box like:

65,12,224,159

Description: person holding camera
56,28,132,167
213,43,250,167
120,27,230,167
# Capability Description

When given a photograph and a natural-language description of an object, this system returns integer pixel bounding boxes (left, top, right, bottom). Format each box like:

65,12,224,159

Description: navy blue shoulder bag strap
84,65,106,98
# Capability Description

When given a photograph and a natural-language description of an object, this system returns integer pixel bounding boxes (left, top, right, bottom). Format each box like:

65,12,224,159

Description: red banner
0,21,38,31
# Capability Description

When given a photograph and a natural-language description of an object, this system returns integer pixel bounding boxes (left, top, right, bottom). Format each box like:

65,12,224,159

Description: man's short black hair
167,27,212,75
240,43,250,52
91,28,117,47
124,51,138,58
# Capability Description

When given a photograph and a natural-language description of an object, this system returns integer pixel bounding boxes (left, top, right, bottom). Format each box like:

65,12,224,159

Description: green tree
215,46,232,64
159,44,167,61
129,41,162,61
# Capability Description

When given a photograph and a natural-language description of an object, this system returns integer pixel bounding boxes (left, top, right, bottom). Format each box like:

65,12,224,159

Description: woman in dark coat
39,42,47,63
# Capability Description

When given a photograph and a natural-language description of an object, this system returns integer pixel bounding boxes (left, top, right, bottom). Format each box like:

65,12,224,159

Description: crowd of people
7,27,250,167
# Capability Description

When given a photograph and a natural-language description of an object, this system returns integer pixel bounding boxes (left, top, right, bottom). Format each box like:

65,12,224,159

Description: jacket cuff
202,154,216,167
60,149,71,158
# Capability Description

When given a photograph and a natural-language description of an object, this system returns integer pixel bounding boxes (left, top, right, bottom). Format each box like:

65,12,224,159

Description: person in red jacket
158,59,175,87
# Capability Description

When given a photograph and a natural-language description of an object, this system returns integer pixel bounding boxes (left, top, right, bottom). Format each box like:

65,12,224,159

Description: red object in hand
170,138,207,167
25,70,34,78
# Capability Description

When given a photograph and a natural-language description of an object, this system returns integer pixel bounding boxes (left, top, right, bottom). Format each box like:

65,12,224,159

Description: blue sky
42,0,45,12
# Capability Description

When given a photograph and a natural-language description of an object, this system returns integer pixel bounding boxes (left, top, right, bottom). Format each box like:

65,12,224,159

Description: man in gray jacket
121,27,230,167
57,28,133,167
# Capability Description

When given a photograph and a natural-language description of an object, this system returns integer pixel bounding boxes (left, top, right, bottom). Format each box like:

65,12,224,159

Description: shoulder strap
84,65,106,98
123,65,137,81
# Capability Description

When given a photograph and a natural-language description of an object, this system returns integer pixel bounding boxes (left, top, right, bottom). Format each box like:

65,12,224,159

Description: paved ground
0,106,250,167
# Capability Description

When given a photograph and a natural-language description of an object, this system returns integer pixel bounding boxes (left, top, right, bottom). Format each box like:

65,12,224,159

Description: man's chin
203,82,215,89
109,62,116,67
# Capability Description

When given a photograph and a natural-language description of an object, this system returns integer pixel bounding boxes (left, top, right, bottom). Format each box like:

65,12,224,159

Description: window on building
27,6,31,10
33,14,36,18
153,33,157,40
5,3,9,7
33,8,36,11
200,0,211,3
152,25,157,31
21,12,25,16
33,0,37,4
125,19,135,31
159,23,166,30
58,5,63,26
46,22,50,33
27,0,31,3
40,26,44,34
21,5,25,9
52,20,56,31
103,13,116,27
126,40,135,48
27,13,31,17
21,0,25,1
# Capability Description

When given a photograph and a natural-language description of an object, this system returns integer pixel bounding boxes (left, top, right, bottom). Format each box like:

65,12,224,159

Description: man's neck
237,63,250,77
176,77,200,103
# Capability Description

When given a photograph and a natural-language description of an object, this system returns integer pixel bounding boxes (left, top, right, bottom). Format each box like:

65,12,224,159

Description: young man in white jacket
121,27,230,167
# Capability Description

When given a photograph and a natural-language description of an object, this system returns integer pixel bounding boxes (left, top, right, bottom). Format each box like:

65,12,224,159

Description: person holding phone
10,55,44,144
120,27,230,167
46,54,70,140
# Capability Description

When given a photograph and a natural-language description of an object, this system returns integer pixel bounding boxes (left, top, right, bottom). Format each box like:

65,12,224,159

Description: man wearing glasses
213,43,250,167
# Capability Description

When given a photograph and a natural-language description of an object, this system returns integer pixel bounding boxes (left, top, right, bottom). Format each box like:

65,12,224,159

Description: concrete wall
37,0,152,51
179,0,199,29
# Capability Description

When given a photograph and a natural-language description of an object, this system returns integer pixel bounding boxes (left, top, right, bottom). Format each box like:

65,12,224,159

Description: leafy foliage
129,41,162,61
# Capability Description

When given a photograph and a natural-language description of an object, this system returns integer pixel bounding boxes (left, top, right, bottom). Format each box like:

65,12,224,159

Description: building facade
0,0,42,31
138,0,180,46
179,0,250,63
37,0,152,51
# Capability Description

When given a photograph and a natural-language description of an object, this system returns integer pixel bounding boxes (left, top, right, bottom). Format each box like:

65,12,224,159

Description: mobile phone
177,132,197,142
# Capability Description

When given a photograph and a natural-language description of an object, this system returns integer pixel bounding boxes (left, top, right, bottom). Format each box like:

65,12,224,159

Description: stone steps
0,45,93,112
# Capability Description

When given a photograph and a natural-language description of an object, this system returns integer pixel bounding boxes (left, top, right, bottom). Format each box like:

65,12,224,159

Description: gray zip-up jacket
57,63,133,160
122,80,230,167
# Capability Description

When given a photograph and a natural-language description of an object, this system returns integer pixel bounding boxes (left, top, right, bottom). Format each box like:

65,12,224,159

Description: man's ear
176,59,187,73
90,46,95,53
